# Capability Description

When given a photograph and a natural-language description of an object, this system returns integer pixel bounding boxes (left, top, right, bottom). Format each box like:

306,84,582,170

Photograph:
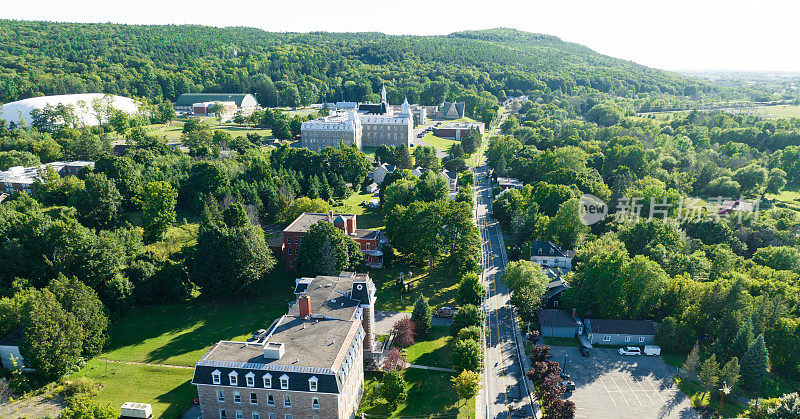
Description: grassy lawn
542,337,581,347
72,359,195,418
674,376,746,418
662,351,687,369
404,326,453,369
420,132,459,153
739,105,800,119
143,120,275,143
330,192,384,230
766,187,800,212
369,264,460,313
358,369,475,418
362,146,377,162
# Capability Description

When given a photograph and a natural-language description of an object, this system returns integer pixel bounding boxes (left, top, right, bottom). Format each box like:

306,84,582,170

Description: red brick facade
282,213,382,271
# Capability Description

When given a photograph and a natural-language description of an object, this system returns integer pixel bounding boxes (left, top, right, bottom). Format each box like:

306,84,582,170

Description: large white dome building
0,93,139,127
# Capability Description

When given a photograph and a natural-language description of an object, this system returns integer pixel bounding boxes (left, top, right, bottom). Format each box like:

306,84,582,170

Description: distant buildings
174,93,259,115
440,101,466,119
192,271,376,419
0,94,139,127
408,166,459,192
530,240,574,270
282,212,384,271
301,86,414,151
371,163,396,185
435,121,485,140
0,329,25,371
496,177,524,191
0,161,94,194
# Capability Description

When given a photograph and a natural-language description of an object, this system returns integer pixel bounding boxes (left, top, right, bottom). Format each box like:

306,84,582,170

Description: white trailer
644,345,661,356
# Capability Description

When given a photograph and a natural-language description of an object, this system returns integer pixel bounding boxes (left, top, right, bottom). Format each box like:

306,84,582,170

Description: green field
404,326,453,369
766,187,800,212
420,132,459,153
358,369,475,418
330,192,383,230
370,265,460,313
737,105,800,119
72,359,195,418
144,119,275,143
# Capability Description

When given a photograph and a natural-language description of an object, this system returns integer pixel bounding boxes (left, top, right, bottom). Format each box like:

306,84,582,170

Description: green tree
280,197,330,225
411,296,432,338
731,319,755,361
139,181,177,242
699,354,721,394
720,357,740,391
76,173,123,230
452,338,483,372
59,395,118,419
545,198,587,250
457,273,483,306
741,334,770,390
461,128,482,155
298,220,363,276
19,289,82,379
452,370,481,405
457,325,482,342
395,145,413,169
48,274,108,356
683,341,701,375
380,370,408,406
451,304,483,336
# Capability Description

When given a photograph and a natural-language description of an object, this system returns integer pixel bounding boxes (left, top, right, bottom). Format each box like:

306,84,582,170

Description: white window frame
219,410,227,419
233,391,241,404
603,335,611,342
267,394,275,407
212,369,221,384
639,336,646,343
250,392,257,405
229,371,238,386
285,415,292,419
217,390,225,402
312,397,320,410
245,372,255,387
263,373,272,388
280,374,289,390
308,376,318,392
252,413,260,419
235,411,243,419
283,394,291,408
625,336,631,342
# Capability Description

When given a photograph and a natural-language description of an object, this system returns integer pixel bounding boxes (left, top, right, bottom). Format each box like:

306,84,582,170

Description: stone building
192,272,377,419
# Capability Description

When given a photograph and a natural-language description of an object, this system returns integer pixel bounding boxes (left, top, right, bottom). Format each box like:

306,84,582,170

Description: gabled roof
175,93,255,107
537,309,580,328
586,318,655,336
531,241,569,258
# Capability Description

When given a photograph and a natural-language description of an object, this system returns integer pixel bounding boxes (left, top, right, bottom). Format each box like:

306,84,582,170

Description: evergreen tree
380,370,408,406
48,274,109,356
731,319,755,361
457,273,483,306
395,145,413,169
699,354,721,393
720,357,741,390
741,334,770,390
411,296,432,338
449,142,465,159
19,289,82,379
495,154,508,177
683,341,701,374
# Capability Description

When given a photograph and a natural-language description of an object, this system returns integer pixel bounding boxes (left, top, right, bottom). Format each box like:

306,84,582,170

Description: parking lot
549,346,698,419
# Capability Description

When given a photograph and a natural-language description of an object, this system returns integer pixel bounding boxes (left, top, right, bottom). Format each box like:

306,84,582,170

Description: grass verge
358,369,474,418
404,326,453,369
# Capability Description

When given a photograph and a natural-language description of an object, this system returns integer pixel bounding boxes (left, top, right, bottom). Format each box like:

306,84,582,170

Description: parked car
579,346,590,357
562,380,576,391
434,306,458,318
560,373,571,379
644,345,661,356
618,346,642,356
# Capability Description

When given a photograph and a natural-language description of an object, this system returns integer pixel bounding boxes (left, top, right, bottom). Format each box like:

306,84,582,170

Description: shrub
452,304,483,336
380,370,408,406
457,325,482,343
392,317,416,348
452,338,483,372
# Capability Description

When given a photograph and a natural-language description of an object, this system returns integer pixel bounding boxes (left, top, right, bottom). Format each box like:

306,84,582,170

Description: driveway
550,346,697,419
373,310,451,335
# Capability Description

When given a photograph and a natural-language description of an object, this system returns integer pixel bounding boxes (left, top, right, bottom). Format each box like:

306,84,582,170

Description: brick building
435,121,485,140
192,272,376,419
282,212,383,271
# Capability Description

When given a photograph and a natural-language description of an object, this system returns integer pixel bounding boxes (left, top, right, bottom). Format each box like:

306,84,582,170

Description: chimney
328,210,333,222
572,308,576,319
299,295,311,318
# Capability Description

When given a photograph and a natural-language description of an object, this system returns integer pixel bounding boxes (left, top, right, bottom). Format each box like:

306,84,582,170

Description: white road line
608,375,631,406
636,380,658,406
646,377,668,403
623,376,645,406
599,379,618,406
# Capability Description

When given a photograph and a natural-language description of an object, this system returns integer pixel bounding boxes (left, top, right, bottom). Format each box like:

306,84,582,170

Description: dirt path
0,394,66,418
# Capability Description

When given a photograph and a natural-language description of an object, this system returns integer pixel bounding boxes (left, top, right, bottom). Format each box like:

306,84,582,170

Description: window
283,394,291,408
250,393,257,404
639,336,645,343
229,371,238,386
235,411,243,419
263,373,272,388
280,374,289,390
308,376,318,392
267,394,275,407
625,336,631,342
269,414,276,419
246,372,255,387
233,391,241,404
312,397,320,410
252,413,260,419
285,415,292,419
553,300,559,307
219,410,227,419
217,390,225,402
212,370,221,384
603,335,611,342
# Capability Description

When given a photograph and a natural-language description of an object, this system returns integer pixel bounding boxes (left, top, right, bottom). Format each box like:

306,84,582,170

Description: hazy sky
6,0,800,72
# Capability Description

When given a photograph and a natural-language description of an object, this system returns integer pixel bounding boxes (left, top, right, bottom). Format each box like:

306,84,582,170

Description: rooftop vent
121,402,152,419
263,342,285,360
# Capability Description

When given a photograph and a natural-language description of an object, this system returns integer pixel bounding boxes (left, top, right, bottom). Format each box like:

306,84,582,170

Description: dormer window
280,374,289,390
245,372,255,387
212,369,221,384
308,376,318,392
263,373,272,388
229,371,238,386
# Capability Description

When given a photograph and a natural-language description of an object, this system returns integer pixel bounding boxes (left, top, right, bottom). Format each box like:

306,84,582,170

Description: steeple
400,96,412,116
380,84,387,104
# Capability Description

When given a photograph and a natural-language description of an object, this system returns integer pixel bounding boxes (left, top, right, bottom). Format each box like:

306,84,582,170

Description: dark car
579,346,590,357
562,380,576,391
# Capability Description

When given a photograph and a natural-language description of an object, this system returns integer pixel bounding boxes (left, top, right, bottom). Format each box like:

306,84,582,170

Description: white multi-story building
301,85,413,151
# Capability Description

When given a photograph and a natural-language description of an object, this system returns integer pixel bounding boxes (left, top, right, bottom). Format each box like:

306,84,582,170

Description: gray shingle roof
588,319,655,335
537,309,579,328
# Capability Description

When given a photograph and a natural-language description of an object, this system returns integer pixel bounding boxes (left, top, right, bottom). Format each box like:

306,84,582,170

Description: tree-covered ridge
0,20,702,106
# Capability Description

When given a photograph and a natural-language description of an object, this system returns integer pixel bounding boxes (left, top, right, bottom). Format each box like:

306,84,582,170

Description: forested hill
0,20,703,107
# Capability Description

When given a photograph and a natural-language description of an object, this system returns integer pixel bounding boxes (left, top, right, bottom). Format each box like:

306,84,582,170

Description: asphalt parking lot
549,346,698,419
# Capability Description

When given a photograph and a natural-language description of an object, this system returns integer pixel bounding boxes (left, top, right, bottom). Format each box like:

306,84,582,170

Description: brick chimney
572,308,576,319
328,210,333,222
299,295,311,318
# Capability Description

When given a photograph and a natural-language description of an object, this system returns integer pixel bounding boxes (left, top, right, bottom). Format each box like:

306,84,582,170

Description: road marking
623,374,645,406
636,379,658,406
599,378,618,406
646,377,668,403
607,375,630,406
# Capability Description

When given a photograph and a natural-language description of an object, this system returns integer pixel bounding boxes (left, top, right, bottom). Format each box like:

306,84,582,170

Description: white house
530,240,574,270
372,163,396,185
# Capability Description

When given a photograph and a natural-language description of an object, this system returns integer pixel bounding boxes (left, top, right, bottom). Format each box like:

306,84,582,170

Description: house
719,199,756,216
192,271,376,419
0,161,94,194
409,167,425,178
543,268,570,309
174,93,259,114
440,102,466,119
537,309,583,338
435,121,485,140
365,182,379,194
440,170,458,192
372,163,396,185
282,212,383,271
0,329,26,371
497,177,524,190
191,101,237,117
584,318,656,346
530,240,574,270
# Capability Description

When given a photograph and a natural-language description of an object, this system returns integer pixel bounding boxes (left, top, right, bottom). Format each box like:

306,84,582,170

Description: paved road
474,107,536,418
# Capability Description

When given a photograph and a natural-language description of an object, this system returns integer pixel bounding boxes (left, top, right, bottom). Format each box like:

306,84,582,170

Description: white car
618,346,642,356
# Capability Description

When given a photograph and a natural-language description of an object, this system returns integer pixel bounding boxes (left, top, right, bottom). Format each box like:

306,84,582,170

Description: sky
5,0,800,72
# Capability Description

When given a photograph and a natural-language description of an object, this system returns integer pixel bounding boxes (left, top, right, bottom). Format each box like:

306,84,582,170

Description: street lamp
718,381,731,418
